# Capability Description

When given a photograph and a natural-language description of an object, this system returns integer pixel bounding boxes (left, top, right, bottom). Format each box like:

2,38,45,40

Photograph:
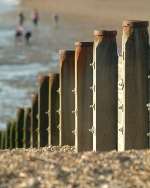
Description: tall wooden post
37,75,49,148
9,120,16,149
118,20,149,151
0,131,1,149
59,50,75,146
48,73,59,146
16,108,24,148
31,93,38,148
74,42,93,152
1,131,6,150
93,30,118,151
5,121,11,149
23,108,31,148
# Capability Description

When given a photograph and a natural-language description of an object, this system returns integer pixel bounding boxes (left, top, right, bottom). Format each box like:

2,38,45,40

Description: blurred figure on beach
24,29,32,45
53,13,59,27
32,9,39,26
19,12,25,25
15,25,24,42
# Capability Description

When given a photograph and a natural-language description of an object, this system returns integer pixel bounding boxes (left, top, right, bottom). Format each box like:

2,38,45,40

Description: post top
75,41,93,47
59,50,75,56
37,75,49,84
16,107,24,114
31,93,38,102
122,20,149,28
25,107,31,112
48,73,59,78
94,30,117,37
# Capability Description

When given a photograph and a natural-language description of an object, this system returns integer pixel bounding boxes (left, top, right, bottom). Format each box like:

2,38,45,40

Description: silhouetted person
54,13,59,25
24,30,32,44
19,12,25,25
32,9,39,26
15,25,24,41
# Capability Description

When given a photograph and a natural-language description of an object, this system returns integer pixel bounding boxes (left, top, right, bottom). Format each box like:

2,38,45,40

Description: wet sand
23,0,150,42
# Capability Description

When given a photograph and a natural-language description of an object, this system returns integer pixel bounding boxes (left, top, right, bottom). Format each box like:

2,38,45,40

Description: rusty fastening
90,104,95,110
36,114,39,120
118,127,124,134
56,88,61,94
118,79,124,90
90,62,95,69
89,85,96,92
57,125,61,130
72,88,76,93
147,132,150,137
72,129,76,135
118,104,124,112
89,126,95,134
146,103,150,111
56,109,61,114
72,109,78,116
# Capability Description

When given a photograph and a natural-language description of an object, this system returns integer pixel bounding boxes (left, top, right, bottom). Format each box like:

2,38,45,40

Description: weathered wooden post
118,20,149,151
48,73,59,146
93,30,118,151
74,42,93,152
37,75,49,148
4,128,7,149
31,93,38,148
0,131,4,149
5,121,12,149
23,107,31,148
15,108,24,148
0,131,1,149
9,120,16,149
59,50,75,146
1,131,6,149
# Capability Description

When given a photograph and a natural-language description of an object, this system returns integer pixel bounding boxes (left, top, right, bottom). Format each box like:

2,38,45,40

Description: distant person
24,30,32,44
53,13,59,25
19,12,25,25
15,25,24,41
32,9,39,26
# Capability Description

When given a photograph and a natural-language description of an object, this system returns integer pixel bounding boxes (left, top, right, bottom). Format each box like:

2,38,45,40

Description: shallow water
0,0,59,129
0,0,97,129
0,0,19,13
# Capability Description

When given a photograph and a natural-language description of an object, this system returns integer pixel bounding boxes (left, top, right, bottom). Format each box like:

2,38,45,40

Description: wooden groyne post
59,50,75,146
15,108,24,148
93,30,118,151
37,75,49,147
23,107,31,148
9,120,16,149
74,42,93,152
31,93,38,148
118,20,149,151
48,73,59,146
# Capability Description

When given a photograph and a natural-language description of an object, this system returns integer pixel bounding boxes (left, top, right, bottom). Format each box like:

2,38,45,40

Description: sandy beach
0,148,150,187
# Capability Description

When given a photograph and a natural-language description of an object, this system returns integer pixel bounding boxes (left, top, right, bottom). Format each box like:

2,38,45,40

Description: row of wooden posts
0,20,150,152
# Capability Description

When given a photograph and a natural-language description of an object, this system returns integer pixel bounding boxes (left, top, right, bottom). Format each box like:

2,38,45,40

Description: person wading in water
24,29,32,45
19,12,25,25
32,9,39,26
15,25,24,42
